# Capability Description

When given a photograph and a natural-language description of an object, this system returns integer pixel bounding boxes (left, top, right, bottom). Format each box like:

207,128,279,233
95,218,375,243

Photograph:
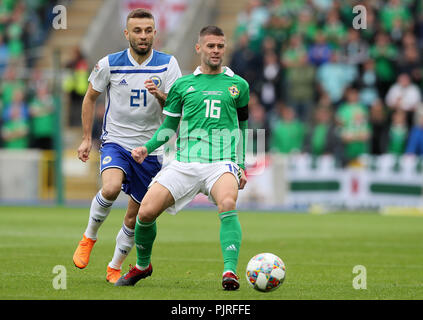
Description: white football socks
84,190,113,240
108,223,135,270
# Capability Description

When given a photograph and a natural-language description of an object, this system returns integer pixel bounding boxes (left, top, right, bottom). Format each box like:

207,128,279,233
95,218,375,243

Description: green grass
0,206,422,300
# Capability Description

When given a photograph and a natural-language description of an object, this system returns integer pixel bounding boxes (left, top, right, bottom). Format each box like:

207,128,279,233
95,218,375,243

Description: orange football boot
106,266,122,284
73,234,96,269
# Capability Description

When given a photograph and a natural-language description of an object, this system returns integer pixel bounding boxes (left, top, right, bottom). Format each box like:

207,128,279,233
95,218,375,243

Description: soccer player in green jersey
115,26,249,290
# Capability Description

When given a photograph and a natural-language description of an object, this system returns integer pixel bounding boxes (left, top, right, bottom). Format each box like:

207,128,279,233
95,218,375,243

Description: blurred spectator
357,59,379,107
289,7,318,44
339,28,369,66
63,47,89,127
229,34,262,87
261,36,278,55
27,67,49,100
308,31,332,67
256,49,282,111
369,32,399,98
282,35,315,120
247,92,270,153
270,103,305,154
1,89,29,149
234,0,269,53
316,50,357,105
336,87,370,164
0,67,25,110
0,34,9,77
388,109,408,155
380,0,412,35
5,2,26,66
405,110,423,156
321,8,347,48
265,4,292,48
29,84,54,150
385,73,422,130
401,30,418,50
359,3,378,42
304,105,339,156
315,91,335,111
310,0,334,15
281,34,307,69
397,45,423,87
369,99,389,155
276,0,306,17
338,0,357,26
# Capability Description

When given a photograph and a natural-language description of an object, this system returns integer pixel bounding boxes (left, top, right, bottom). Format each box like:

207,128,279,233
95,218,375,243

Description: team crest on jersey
93,63,100,72
102,156,112,165
149,76,162,88
228,85,239,97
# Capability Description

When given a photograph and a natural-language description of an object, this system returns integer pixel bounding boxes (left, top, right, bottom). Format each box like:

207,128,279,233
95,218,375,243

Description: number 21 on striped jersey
130,89,147,107
204,99,221,119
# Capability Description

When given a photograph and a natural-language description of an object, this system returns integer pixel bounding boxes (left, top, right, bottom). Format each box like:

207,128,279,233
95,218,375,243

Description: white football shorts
150,160,241,215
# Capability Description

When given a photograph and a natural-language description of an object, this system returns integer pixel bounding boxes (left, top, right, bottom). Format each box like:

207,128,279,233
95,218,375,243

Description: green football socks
135,217,157,269
219,210,242,274
135,211,242,274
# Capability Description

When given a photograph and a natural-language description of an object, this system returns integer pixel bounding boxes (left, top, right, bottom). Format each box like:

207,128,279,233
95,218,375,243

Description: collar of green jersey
193,66,235,77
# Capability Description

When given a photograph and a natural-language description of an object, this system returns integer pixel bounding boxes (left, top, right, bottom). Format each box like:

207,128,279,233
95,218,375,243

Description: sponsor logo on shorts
102,156,112,165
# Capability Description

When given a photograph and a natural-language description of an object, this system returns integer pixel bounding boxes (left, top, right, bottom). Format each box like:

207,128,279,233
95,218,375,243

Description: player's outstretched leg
73,190,112,268
106,198,139,283
220,210,242,290
73,169,123,269
114,217,156,286
115,182,174,286
210,173,242,290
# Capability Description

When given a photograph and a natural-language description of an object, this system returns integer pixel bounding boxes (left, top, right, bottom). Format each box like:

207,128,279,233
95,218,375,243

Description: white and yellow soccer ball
246,253,286,292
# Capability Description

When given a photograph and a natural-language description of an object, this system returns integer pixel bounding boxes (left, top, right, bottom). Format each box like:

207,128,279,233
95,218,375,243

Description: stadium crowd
230,0,423,166
0,0,58,150
1,0,423,168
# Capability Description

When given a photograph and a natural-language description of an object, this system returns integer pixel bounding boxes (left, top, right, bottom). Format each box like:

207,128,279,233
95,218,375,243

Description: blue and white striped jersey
88,48,182,154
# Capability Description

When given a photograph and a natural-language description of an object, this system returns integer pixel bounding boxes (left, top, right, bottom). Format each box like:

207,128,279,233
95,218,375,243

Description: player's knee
101,183,121,201
124,213,137,230
138,202,159,223
218,197,237,213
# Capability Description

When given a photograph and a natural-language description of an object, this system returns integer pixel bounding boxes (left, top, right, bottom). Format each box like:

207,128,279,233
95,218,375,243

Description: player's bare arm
78,83,101,162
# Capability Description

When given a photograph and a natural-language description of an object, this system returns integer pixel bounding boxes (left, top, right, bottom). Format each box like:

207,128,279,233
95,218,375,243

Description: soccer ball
245,253,286,292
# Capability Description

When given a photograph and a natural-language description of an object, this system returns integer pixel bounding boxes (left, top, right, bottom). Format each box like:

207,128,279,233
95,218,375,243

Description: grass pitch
0,206,422,300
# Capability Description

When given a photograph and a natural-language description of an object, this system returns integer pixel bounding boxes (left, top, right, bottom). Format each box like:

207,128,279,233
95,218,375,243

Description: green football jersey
163,67,249,165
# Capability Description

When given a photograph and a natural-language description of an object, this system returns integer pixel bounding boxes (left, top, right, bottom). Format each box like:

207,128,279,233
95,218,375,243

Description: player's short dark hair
199,26,225,38
126,8,155,24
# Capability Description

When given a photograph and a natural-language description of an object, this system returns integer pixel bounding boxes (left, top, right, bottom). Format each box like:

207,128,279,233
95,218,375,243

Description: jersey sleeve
88,56,110,93
236,78,250,108
164,56,182,93
163,80,183,117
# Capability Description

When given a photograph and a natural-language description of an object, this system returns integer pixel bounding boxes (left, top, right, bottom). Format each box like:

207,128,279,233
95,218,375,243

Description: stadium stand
229,0,423,166
1,0,423,203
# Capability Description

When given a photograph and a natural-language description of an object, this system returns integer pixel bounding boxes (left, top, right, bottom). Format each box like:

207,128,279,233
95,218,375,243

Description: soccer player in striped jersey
72,8,182,284
115,26,249,290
